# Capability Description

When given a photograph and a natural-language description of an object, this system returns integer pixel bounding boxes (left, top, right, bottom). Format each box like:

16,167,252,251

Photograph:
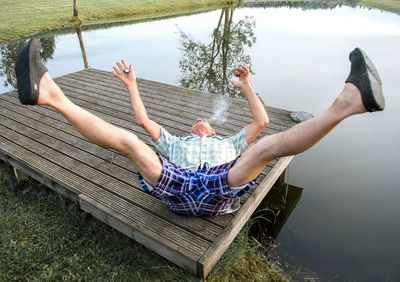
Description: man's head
192,119,216,137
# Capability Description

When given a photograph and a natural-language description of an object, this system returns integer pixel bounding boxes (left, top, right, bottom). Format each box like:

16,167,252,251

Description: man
14,39,385,216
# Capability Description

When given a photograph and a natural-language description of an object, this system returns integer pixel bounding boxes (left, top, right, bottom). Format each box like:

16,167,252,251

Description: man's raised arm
112,60,161,142
232,66,269,145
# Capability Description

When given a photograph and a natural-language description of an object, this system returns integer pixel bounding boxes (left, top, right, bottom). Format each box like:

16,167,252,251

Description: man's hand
232,66,251,89
112,60,161,142
112,60,137,90
232,65,269,145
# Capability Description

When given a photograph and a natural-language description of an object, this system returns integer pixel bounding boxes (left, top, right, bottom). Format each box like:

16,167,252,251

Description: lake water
1,2,400,281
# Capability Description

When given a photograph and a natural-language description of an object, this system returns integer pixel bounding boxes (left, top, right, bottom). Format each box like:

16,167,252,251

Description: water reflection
0,26,89,90
75,27,89,69
242,0,360,10
0,0,365,93
250,182,303,245
0,37,55,89
178,7,255,98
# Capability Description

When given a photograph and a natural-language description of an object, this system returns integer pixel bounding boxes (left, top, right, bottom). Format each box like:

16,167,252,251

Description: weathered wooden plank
58,75,290,134
0,85,278,196
197,156,294,277
0,93,151,146
68,70,295,129
1,86,290,151
0,116,221,240
56,78,283,138
138,79,295,122
0,150,80,203
0,114,134,181
0,89,278,222
0,98,271,231
0,92,199,157
0,93,263,183
64,72,292,130
139,84,295,125
56,76,277,133
0,135,211,260
0,93,276,189
79,70,295,129
0,68,295,278
92,69,293,122
79,194,199,274
0,140,207,274
2,88,259,144
0,120,221,241
86,68,296,122
0,93,280,176
0,96,135,170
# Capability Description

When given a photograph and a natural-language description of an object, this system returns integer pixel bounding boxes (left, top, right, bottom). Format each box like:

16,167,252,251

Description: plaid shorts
138,155,257,216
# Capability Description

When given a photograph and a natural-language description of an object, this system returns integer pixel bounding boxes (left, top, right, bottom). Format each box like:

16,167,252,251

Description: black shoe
345,48,385,112
14,38,48,105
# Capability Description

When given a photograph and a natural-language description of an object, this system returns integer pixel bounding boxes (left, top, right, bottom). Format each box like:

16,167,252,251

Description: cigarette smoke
209,95,229,125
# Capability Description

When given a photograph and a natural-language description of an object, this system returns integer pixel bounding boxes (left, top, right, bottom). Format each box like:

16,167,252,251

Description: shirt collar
188,133,214,138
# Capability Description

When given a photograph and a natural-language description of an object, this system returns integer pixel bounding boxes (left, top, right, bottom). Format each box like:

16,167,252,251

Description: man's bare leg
37,72,162,186
227,83,366,186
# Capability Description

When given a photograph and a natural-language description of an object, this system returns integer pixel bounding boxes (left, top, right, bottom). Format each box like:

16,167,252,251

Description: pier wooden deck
0,68,296,278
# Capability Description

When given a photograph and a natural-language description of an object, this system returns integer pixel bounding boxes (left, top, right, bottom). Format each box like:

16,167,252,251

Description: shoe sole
15,40,34,104
14,39,47,105
360,48,385,111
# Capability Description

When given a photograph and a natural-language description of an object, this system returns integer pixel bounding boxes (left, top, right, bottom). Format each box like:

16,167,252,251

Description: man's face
191,119,216,136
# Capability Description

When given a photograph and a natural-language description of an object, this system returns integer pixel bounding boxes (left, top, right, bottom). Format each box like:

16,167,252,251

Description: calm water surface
1,3,399,281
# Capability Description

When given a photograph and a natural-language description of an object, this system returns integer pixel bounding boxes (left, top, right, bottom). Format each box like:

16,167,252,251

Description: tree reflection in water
0,37,55,89
178,7,256,98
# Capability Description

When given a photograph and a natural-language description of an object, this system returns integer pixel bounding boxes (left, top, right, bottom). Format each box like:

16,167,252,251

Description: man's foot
14,38,48,105
345,48,385,112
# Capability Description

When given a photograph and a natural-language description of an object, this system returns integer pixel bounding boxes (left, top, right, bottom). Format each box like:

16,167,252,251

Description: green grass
2,0,399,43
0,161,288,281
361,0,400,15
242,0,400,15
0,0,238,43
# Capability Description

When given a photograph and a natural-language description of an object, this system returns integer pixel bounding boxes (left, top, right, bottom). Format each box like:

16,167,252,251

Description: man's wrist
128,84,139,94
240,82,253,92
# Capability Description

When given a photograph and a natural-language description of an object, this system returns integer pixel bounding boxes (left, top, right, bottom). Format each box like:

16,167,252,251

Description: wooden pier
0,68,296,278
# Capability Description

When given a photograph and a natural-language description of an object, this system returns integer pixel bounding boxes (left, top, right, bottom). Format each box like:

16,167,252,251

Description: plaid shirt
151,127,249,170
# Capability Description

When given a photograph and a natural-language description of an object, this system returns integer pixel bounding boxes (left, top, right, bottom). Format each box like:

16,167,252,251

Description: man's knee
117,130,141,153
253,135,282,162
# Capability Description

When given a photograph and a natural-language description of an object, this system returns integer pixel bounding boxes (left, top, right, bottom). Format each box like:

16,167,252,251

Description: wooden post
73,0,79,17
275,168,286,187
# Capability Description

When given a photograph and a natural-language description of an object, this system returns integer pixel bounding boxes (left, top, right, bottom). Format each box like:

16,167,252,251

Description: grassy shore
243,0,400,15
0,0,237,43
0,162,289,281
1,0,399,43
361,0,400,15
